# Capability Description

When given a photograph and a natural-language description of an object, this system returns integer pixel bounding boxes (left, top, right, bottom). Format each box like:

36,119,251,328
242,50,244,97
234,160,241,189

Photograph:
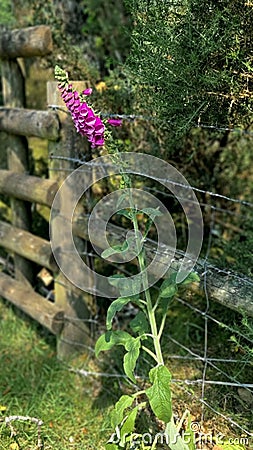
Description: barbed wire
47,133,253,438
48,156,253,208
175,383,253,438
48,105,253,137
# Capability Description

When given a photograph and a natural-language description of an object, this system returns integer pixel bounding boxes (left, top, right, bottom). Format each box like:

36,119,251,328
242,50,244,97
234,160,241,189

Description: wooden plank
1,60,25,108
0,26,52,58
47,81,90,108
0,220,58,272
47,81,95,360
200,270,253,317
0,108,60,140
0,170,58,206
72,214,253,317
0,273,64,335
1,58,34,283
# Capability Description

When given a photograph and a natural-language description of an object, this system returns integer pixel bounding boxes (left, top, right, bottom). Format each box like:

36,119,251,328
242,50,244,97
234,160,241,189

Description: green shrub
0,0,15,25
125,0,253,143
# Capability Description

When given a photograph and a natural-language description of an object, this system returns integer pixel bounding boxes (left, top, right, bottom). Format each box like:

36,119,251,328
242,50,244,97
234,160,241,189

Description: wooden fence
0,25,94,359
0,25,252,361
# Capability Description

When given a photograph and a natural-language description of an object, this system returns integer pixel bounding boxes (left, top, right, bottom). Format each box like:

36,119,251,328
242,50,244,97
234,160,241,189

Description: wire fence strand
49,141,253,440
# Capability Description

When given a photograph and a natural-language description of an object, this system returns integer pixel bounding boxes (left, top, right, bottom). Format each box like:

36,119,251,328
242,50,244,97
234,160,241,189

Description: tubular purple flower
58,82,105,148
107,118,122,127
83,88,93,96
92,136,105,147
94,119,105,135
78,104,89,116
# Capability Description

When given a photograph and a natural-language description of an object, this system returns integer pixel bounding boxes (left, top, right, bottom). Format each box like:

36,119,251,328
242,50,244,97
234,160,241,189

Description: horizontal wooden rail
0,273,63,334
0,170,58,207
0,108,60,140
0,165,251,317
200,270,253,317
0,26,52,58
0,221,58,272
72,215,253,317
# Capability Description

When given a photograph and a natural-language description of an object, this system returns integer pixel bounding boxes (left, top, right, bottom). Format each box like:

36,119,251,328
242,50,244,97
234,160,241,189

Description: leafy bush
125,0,253,141
81,0,132,74
0,0,15,25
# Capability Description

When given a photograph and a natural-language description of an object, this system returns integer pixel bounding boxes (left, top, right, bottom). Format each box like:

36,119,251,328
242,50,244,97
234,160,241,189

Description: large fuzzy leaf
145,365,172,422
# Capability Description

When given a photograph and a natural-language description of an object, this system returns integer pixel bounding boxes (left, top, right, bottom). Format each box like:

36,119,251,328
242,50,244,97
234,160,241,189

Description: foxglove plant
55,66,122,148
55,66,198,450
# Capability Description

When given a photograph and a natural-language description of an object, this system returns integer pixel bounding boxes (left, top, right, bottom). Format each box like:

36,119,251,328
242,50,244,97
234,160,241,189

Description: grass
0,298,111,450
0,290,252,450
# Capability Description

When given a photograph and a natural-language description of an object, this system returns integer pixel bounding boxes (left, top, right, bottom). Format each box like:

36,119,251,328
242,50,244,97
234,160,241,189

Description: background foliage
0,0,252,275
124,0,253,140
0,1,252,445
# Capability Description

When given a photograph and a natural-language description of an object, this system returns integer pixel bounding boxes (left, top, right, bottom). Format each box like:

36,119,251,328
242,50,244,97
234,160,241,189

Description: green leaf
165,419,190,450
159,296,175,316
95,330,133,357
159,284,178,299
119,406,139,443
143,216,154,239
95,331,140,382
117,208,134,220
145,365,172,422
105,444,118,450
108,274,126,287
185,415,196,450
159,273,177,291
124,338,141,382
101,241,129,259
116,191,129,209
141,207,163,219
141,207,163,238
179,272,200,286
109,273,142,297
101,245,122,259
130,311,149,335
106,297,133,330
158,273,178,305
111,394,135,428
121,240,129,252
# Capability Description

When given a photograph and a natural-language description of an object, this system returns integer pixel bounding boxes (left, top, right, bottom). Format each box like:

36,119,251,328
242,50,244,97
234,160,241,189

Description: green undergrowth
0,298,111,450
0,292,252,449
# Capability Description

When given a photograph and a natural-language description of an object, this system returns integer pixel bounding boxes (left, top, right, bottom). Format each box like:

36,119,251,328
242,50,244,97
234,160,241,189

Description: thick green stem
130,203,164,366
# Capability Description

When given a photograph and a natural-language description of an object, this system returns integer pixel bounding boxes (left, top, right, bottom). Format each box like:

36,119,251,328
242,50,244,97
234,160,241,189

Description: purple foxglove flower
66,98,76,109
83,88,93,96
78,103,89,116
107,118,122,127
86,116,96,127
94,118,105,133
95,125,105,135
58,82,105,148
63,92,74,103
85,127,95,136
93,135,105,145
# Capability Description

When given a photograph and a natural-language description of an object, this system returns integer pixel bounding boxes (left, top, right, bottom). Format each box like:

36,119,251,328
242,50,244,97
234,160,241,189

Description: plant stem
158,313,167,341
140,257,164,366
128,190,164,366
142,345,159,363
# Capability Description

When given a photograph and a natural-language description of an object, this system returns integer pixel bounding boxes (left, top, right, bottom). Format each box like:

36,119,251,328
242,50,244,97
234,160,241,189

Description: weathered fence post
47,82,96,360
0,26,53,284
1,58,33,283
